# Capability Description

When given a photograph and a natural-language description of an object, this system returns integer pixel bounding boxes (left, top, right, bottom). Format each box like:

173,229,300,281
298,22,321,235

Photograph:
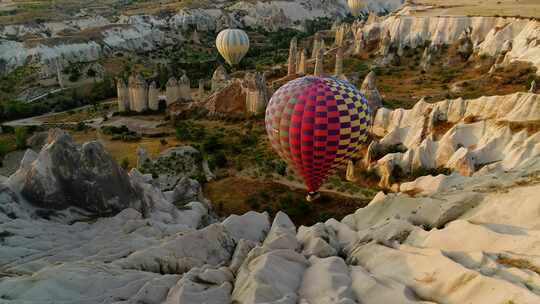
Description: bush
245,195,261,210
120,158,130,170
76,121,87,131
160,139,168,146
208,151,227,169
14,127,28,149
202,134,223,153
275,161,287,176
0,141,9,158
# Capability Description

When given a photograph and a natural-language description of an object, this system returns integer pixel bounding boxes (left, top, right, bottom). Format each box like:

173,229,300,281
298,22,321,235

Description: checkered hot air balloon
216,29,250,66
265,76,371,194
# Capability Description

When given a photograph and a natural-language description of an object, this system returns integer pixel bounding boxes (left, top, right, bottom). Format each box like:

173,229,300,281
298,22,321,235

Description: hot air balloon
265,76,371,201
347,0,365,17
216,29,250,66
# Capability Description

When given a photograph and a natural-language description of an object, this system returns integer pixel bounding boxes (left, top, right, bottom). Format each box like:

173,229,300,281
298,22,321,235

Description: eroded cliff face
357,12,540,73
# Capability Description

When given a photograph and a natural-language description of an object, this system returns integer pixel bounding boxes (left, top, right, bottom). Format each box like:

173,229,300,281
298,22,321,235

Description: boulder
263,212,299,251
232,247,308,304
223,211,270,243
13,129,140,215
165,266,233,304
298,256,355,304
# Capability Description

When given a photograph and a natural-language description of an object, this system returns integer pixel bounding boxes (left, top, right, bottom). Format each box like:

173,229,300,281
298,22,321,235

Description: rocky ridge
355,9,540,74
1,90,540,303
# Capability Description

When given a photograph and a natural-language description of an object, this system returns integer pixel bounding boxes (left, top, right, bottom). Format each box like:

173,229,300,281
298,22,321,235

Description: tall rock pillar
179,74,192,101
166,77,179,106
116,79,129,112
297,48,307,75
314,47,325,77
287,37,298,76
148,81,159,111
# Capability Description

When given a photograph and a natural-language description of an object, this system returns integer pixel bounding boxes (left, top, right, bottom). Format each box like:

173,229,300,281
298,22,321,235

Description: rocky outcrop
211,65,230,92
242,72,270,115
8,129,140,215
2,125,540,303
360,71,383,113
370,92,540,188
355,12,540,74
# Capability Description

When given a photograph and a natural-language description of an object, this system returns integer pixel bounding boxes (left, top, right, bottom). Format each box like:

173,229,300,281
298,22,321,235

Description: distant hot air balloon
265,76,371,201
347,0,365,17
216,29,250,66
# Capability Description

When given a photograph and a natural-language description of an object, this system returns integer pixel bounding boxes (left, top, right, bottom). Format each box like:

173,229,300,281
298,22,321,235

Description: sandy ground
413,0,540,18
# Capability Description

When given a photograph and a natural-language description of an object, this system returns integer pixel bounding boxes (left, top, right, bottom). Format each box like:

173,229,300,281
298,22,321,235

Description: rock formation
334,46,344,77
130,74,149,112
179,74,192,101
288,37,298,76
211,66,230,92
456,27,473,60
166,77,179,106
8,129,140,214
314,47,325,77
297,49,307,75
531,80,537,93
2,90,540,303
199,79,206,96
334,23,349,47
360,71,383,113
117,79,129,112
148,81,159,111
311,32,321,59
242,72,270,115
371,92,540,188
356,13,540,74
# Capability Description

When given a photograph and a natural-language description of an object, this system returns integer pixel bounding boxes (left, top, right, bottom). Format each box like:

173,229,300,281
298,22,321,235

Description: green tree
14,127,28,149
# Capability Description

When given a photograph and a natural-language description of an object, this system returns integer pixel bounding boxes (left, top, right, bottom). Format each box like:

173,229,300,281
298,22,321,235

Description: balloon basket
305,192,321,202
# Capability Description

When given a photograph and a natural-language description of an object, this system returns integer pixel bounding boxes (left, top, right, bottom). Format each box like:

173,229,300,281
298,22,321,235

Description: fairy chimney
148,81,159,111
297,48,307,75
243,72,270,115
179,74,192,101
211,65,230,92
288,37,298,76
166,77,179,106
360,71,383,113
314,47,325,77
199,79,206,96
131,74,148,112
116,79,129,112
312,32,321,59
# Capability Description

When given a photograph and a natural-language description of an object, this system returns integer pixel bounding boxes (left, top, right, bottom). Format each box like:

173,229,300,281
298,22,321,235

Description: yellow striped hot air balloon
347,0,365,17
215,29,250,66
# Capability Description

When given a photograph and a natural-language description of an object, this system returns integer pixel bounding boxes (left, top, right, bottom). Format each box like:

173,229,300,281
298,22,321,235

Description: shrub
208,151,227,169
245,195,261,210
120,158,130,170
76,121,87,131
202,134,223,153
14,127,28,149
275,161,287,176
160,139,168,146
0,141,9,161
